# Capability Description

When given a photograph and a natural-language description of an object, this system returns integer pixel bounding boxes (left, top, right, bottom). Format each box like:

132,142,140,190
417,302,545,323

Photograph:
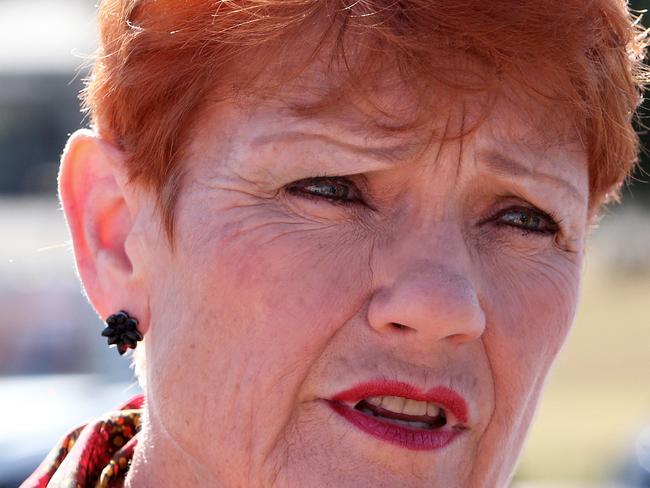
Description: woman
23,0,647,487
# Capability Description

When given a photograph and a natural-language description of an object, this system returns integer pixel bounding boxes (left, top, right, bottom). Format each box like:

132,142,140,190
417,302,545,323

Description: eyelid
288,179,564,235
496,206,559,232
285,175,368,205
486,194,561,222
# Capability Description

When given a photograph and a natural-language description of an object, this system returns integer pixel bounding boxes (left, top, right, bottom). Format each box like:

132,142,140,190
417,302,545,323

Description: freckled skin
46,43,590,486
110,64,591,487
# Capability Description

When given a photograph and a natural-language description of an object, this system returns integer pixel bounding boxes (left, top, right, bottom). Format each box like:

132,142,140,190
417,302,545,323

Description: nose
367,263,486,347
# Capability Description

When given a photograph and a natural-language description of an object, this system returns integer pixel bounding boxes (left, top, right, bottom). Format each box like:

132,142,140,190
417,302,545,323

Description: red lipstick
328,380,469,451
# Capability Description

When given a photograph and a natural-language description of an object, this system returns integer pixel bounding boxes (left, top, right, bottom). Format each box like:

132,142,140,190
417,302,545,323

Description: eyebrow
252,131,586,201
250,131,427,165
480,151,585,202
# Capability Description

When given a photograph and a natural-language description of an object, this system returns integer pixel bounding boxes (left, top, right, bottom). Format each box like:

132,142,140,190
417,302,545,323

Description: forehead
234,72,584,175
230,31,583,150
209,31,588,191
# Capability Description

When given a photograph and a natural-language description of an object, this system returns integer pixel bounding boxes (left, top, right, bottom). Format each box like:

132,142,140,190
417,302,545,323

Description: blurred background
0,2,141,486
0,1,648,487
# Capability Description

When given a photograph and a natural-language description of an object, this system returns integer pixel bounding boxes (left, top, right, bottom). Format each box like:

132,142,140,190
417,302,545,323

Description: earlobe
59,129,148,327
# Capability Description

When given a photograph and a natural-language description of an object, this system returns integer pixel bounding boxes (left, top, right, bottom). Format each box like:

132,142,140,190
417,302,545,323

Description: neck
124,408,222,488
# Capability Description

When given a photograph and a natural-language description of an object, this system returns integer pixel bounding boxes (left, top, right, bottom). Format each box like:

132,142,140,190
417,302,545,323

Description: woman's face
128,63,590,487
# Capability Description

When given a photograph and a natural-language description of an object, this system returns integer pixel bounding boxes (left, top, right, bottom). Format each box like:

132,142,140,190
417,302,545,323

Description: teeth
427,403,441,417
365,396,384,408
365,396,443,417
403,398,428,416
381,396,406,413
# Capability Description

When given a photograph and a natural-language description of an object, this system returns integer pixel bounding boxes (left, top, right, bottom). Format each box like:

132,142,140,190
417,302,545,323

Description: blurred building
0,0,97,195
0,0,138,376
0,3,140,485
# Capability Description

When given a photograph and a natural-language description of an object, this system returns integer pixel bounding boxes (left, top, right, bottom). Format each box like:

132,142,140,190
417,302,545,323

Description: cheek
466,244,582,483
210,211,375,346
146,195,375,469
485,248,581,355
478,245,582,448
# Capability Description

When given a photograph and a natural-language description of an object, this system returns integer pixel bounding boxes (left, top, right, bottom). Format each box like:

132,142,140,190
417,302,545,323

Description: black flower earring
101,311,143,356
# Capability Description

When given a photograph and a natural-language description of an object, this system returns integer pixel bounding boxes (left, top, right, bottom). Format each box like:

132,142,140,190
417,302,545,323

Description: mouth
327,381,469,451
354,396,449,429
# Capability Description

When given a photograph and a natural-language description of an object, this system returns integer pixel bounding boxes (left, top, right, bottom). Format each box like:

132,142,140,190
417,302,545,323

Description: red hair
84,0,649,239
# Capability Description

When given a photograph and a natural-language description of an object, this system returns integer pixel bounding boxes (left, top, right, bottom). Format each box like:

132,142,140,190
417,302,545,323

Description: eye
285,176,364,205
494,206,560,235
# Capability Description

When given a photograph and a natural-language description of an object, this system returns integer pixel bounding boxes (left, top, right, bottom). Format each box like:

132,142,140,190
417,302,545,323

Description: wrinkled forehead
222,26,584,156
233,80,581,179
200,21,589,196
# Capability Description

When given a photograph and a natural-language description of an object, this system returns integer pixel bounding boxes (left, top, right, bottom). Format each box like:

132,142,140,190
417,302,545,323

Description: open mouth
327,381,469,451
354,396,448,430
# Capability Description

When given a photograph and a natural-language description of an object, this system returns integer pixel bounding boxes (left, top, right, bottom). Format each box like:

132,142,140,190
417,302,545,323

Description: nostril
367,267,485,344
390,322,409,331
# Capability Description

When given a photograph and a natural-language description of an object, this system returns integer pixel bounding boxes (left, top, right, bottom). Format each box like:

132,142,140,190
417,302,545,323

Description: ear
59,129,150,334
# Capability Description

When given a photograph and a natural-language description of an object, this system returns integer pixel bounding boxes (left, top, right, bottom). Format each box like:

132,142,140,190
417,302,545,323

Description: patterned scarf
21,395,144,488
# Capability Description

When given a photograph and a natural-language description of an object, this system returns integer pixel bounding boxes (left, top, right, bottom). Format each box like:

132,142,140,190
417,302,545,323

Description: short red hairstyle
84,0,649,239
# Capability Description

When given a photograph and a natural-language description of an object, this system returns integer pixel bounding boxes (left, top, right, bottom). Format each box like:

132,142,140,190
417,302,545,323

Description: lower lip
328,401,464,451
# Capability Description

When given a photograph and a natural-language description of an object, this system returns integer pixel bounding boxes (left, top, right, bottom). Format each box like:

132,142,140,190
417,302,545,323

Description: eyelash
487,206,561,236
285,176,365,206
285,176,561,235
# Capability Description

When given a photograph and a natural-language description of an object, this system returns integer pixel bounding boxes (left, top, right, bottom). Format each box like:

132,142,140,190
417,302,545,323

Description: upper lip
330,380,469,427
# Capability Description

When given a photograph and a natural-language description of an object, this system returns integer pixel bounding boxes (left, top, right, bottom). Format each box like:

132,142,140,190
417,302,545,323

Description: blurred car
614,423,650,488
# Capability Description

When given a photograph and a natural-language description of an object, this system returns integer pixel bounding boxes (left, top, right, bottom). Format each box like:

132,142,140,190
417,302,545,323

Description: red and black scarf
21,395,144,488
